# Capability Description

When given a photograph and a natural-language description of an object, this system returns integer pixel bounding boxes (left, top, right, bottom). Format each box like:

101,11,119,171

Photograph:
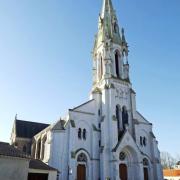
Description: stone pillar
34,141,38,159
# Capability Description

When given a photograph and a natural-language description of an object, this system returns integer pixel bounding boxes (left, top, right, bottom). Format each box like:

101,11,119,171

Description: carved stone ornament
77,153,87,162
119,152,126,161
143,158,149,166
115,88,128,100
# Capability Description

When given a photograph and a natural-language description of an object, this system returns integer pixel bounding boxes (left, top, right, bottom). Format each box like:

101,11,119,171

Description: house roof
15,119,50,138
0,142,59,172
0,142,31,159
29,159,59,172
164,169,180,176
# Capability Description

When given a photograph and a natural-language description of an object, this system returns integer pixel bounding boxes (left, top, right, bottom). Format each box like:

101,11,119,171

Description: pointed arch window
143,137,147,146
101,57,103,78
98,56,103,80
99,56,103,79
116,105,121,133
122,106,128,130
77,153,87,162
115,52,120,78
83,129,86,140
114,22,118,33
78,128,82,139
140,136,143,146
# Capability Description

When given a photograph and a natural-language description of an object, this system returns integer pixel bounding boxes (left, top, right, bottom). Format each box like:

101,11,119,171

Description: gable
71,99,95,113
112,130,140,155
135,111,152,125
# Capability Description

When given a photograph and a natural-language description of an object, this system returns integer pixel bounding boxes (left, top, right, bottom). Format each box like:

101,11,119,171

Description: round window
119,152,126,161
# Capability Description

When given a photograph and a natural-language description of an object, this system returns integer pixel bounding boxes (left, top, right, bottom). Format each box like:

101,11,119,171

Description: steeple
92,0,130,88
93,0,122,54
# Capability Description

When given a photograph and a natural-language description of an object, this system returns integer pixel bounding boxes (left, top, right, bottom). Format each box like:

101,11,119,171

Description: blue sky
0,0,180,157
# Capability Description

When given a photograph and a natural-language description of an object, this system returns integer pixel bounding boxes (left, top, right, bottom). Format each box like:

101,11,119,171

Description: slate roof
0,142,31,159
0,142,59,172
15,119,50,138
29,159,58,172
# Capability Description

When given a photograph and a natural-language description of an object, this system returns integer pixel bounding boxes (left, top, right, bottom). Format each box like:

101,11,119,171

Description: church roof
0,142,31,159
72,99,94,111
15,119,50,139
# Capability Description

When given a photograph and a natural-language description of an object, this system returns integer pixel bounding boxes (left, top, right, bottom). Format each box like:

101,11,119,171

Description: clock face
119,152,126,161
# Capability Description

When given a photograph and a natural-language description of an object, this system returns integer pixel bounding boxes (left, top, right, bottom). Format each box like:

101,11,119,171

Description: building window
78,128,82,139
98,56,103,80
143,137,147,146
98,109,101,116
115,52,120,78
119,152,126,161
114,22,118,33
100,57,103,78
122,106,128,130
116,105,121,133
140,136,147,147
83,129,86,140
77,153,87,162
140,136,143,146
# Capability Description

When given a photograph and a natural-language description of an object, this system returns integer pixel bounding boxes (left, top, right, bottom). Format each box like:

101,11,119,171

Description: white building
11,0,163,180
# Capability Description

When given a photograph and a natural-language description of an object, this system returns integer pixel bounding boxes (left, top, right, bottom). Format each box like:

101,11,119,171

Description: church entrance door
77,164,86,180
143,167,149,180
119,163,128,180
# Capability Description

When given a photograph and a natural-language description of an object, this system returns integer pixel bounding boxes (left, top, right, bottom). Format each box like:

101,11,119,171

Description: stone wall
0,156,29,180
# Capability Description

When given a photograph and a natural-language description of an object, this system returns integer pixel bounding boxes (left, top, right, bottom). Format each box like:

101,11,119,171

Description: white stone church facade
11,0,163,179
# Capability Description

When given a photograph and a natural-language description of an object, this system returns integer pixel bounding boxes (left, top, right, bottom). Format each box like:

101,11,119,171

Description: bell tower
91,0,137,179
92,0,129,86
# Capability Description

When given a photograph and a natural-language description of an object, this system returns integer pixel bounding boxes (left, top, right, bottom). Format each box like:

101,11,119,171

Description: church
10,0,163,179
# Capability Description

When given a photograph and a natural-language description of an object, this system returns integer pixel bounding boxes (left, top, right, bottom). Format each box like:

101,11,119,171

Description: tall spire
101,0,114,18
93,0,122,54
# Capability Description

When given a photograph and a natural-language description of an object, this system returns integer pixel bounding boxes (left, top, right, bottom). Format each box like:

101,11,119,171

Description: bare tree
175,154,180,162
160,151,176,169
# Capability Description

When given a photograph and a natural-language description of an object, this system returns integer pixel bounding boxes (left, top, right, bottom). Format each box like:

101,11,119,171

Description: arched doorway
76,153,87,180
118,147,141,180
143,158,149,180
119,163,128,180
143,167,148,180
77,164,86,180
